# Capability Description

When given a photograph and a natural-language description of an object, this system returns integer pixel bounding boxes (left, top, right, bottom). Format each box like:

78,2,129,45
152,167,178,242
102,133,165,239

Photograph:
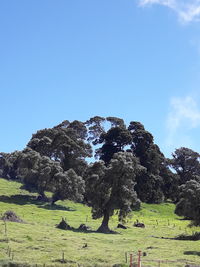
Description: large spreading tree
1,115,200,228
86,117,176,204
85,152,142,233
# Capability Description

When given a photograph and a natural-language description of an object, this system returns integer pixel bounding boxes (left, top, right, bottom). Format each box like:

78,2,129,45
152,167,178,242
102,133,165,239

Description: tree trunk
37,191,49,202
51,194,59,205
97,210,111,233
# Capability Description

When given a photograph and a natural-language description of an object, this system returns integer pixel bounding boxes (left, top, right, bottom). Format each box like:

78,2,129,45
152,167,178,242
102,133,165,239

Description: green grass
0,178,200,267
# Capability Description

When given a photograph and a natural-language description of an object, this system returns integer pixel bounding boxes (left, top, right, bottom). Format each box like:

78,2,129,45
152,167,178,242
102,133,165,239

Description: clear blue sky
1,0,200,157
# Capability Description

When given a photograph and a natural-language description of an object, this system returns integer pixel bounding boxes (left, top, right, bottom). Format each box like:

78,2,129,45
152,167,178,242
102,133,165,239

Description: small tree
52,169,85,204
175,180,200,225
0,151,22,180
14,148,86,204
16,148,62,199
85,152,141,233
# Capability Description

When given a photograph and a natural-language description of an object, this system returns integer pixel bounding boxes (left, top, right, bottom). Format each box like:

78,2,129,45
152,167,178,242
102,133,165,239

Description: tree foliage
85,152,141,233
169,147,200,184
86,117,177,204
27,120,92,176
0,151,22,180
52,168,85,204
175,180,200,225
128,121,170,203
1,116,200,226
0,148,85,203
16,148,62,198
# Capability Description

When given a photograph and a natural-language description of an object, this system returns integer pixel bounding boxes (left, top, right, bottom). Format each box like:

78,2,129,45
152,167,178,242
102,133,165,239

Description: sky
0,0,200,158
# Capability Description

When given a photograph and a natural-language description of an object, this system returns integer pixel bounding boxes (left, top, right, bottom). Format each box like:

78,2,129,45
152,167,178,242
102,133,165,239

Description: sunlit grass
0,177,200,266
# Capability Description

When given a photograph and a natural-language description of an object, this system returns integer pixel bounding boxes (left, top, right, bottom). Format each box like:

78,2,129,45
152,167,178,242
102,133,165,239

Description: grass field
0,177,200,267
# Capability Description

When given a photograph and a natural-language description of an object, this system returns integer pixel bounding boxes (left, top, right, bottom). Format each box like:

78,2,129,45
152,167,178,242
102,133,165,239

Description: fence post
125,252,127,263
62,252,65,263
138,250,141,267
130,253,133,267
4,220,7,235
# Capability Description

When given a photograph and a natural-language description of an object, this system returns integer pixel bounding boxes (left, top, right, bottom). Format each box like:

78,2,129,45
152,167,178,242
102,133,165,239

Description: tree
0,153,10,178
0,151,23,180
175,180,200,225
27,120,92,176
135,171,164,203
86,117,174,204
52,169,85,204
16,148,62,199
85,152,141,233
128,121,168,203
160,165,179,202
85,116,106,144
0,120,89,204
128,121,164,173
87,116,132,165
5,148,86,204
96,127,132,165
169,147,200,184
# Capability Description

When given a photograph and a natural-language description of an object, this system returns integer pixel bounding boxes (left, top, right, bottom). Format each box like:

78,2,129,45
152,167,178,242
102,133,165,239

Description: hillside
0,178,200,267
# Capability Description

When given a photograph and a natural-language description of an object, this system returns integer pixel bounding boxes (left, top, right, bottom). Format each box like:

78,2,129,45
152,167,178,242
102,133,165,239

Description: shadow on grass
0,194,40,205
56,218,120,234
151,231,200,241
57,225,119,234
150,235,174,240
178,217,191,221
38,203,75,211
53,259,76,264
175,232,200,241
64,228,119,234
0,195,75,212
184,251,200,256
0,260,33,267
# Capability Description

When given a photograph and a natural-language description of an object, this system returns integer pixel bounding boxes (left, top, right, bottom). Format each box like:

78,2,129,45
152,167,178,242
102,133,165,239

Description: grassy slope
0,178,200,267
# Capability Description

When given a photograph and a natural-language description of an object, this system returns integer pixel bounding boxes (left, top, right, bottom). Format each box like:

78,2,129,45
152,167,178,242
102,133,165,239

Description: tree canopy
169,147,200,184
1,116,199,231
85,152,142,233
27,120,92,176
175,180,200,225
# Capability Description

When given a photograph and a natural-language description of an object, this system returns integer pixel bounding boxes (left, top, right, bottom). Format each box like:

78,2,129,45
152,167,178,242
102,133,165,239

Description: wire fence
125,250,200,267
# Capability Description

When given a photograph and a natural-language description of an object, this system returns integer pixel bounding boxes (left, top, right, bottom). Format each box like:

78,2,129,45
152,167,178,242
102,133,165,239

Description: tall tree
134,171,164,203
175,180,200,225
85,152,141,233
128,121,164,173
160,165,179,202
91,117,132,165
128,121,167,203
169,147,200,184
85,116,106,144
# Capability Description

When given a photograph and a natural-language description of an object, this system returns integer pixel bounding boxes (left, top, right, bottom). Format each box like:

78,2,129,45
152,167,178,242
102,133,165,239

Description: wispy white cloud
139,0,200,23
165,96,200,153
